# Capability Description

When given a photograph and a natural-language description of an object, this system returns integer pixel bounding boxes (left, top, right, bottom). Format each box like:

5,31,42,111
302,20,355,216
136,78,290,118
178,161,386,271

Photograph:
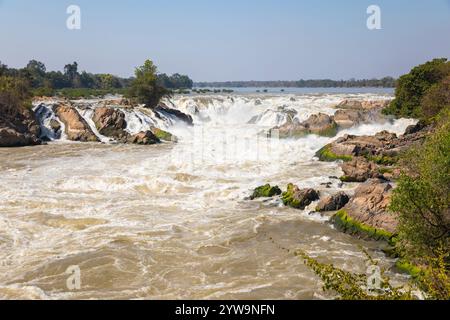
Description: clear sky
0,0,449,81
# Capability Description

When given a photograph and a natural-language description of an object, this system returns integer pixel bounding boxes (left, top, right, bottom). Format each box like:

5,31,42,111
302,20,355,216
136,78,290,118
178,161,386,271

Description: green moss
281,183,302,208
150,127,177,142
332,209,396,244
315,145,353,162
364,154,398,165
395,259,423,278
250,184,282,200
339,175,358,183
378,167,394,175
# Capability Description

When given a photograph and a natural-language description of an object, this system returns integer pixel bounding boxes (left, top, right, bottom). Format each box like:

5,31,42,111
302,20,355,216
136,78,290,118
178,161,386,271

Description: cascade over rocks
54,104,100,142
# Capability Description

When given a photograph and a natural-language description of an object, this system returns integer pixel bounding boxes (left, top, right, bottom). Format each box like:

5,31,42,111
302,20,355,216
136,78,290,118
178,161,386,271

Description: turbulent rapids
0,92,415,299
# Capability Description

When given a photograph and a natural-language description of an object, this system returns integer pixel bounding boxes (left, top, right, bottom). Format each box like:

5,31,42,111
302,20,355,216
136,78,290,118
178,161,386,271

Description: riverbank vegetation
0,59,193,100
302,58,450,300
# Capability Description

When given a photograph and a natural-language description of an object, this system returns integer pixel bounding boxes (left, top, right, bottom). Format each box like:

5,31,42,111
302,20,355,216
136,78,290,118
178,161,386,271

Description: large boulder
92,107,128,139
54,105,99,142
315,192,350,212
333,109,367,128
340,157,381,182
282,183,320,209
0,104,41,147
336,99,390,110
127,131,160,145
332,179,398,240
272,113,338,138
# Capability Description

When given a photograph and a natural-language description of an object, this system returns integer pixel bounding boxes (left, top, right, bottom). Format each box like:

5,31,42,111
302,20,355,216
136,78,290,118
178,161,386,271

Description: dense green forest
0,60,193,98
195,78,396,88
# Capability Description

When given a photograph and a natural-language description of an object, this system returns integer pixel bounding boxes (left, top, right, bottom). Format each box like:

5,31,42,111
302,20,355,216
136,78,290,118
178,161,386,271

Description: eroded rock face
127,131,160,145
92,107,128,139
273,113,338,138
336,99,390,110
338,179,397,234
282,183,320,209
340,157,381,182
0,104,41,147
54,105,99,142
334,109,367,128
315,192,350,212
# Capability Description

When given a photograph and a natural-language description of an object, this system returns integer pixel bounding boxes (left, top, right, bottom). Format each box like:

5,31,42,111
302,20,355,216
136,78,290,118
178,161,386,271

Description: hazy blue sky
0,0,449,81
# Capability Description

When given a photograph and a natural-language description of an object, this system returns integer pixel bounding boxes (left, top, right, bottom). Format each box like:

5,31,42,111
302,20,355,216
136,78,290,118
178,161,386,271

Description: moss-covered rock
315,145,353,162
395,259,423,278
282,183,319,209
332,209,396,244
150,127,177,142
250,184,282,200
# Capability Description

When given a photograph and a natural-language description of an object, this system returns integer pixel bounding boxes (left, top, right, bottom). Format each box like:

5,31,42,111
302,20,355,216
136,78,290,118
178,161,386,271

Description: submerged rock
282,183,320,209
250,184,282,200
54,104,99,142
315,192,350,212
153,103,194,126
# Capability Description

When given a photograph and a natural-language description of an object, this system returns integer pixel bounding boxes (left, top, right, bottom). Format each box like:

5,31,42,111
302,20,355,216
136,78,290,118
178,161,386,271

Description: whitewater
0,92,415,299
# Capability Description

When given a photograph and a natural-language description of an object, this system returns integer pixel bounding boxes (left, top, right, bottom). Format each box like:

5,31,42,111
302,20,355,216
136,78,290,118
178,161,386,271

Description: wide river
0,92,413,299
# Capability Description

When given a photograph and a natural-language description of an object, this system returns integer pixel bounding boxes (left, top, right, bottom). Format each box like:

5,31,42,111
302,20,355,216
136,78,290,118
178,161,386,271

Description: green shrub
383,58,449,119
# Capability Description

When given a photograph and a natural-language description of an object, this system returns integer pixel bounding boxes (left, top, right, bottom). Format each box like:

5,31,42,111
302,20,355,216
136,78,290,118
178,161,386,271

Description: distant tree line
195,78,396,88
0,60,193,95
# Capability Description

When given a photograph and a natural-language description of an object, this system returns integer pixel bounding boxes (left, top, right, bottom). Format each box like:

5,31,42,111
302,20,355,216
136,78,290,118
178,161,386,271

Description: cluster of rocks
268,99,390,139
0,103,41,147
0,97,193,147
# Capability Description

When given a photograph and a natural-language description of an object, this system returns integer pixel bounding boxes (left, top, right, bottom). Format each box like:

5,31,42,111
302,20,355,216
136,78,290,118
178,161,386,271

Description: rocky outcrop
335,99,390,111
0,104,41,147
250,184,282,200
153,103,194,126
333,109,367,128
282,183,320,209
332,179,398,240
92,107,128,139
340,157,381,182
54,105,99,142
315,192,350,212
272,113,338,138
127,131,160,145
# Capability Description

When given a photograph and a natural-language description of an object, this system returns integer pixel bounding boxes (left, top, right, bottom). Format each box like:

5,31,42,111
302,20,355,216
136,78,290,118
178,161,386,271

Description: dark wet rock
153,103,194,126
282,183,320,209
250,184,282,200
315,192,350,212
